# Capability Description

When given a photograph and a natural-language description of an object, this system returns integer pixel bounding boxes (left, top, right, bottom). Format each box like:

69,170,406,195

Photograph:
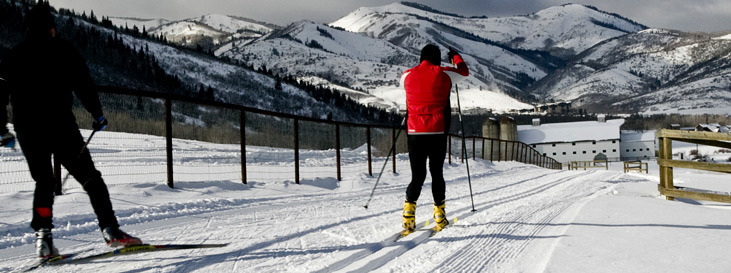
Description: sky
49,0,731,33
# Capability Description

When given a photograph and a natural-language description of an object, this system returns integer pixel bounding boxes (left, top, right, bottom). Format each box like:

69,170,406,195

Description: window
633,149,636,152
552,152,556,156
613,149,617,152
562,152,566,155
612,140,616,144
592,150,596,154
583,151,587,154
592,141,596,145
543,153,547,156
603,150,606,153
552,144,556,147
572,143,576,146
533,145,536,148
573,151,577,154
626,149,630,152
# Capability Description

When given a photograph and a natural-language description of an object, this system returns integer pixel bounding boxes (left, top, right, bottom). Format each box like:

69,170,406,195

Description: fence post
240,111,247,184
461,137,464,163
294,118,300,184
392,126,396,173
660,136,674,200
53,155,62,195
367,126,372,176
518,143,524,163
482,138,485,160
336,124,341,181
492,138,497,160
497,140,502,162
448,135,452,165
165,98,174,189
472,137,476,160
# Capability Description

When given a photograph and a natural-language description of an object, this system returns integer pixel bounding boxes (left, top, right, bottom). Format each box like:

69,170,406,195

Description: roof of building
697,124,729,133
620,130,656,142
517,119,625,144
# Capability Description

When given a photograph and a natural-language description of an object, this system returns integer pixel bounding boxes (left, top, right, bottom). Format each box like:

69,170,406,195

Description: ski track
356,170,622,272
0,163,633,273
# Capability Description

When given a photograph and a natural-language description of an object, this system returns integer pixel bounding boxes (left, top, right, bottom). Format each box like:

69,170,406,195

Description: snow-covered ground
0,129,730,272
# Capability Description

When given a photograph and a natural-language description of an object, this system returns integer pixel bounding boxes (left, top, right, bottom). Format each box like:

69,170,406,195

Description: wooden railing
623,160,648,173
568,160,609,171
657,129,731,202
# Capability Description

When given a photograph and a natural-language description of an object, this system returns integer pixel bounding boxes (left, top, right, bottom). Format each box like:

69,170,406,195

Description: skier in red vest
399,44,469,233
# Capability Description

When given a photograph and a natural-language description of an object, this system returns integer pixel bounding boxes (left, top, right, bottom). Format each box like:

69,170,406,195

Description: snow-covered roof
517,119,625,144
697,123,730,133
620,130,656,142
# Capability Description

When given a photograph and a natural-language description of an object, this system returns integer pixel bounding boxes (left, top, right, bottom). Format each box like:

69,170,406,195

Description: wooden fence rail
623,160,648,173
657,129,731,203
568,160,609,171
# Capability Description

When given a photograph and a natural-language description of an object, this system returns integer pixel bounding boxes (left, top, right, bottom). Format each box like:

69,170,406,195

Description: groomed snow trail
0,160,630,273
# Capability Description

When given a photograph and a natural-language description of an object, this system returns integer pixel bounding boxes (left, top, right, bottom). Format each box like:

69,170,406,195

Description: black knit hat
420,44,441,66
26,2,56,36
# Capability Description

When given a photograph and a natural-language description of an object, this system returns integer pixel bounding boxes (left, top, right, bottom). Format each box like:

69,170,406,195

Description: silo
482,117,500,160
500,116,518,160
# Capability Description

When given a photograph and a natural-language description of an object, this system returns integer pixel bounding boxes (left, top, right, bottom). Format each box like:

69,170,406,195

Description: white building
620,130,657,160
517,118,625,163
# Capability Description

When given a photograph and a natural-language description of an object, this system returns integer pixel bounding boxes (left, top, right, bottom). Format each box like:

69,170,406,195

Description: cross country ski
17,243,228,272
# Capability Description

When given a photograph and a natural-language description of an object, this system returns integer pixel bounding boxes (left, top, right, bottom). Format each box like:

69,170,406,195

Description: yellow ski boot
401,200,416,236
433,202,449,232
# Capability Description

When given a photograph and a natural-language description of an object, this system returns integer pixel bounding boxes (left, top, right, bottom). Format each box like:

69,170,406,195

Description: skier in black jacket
0,2,141,258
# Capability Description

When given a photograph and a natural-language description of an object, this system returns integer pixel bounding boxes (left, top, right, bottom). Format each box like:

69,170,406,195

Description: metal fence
0,85,560,192
448,135,562,170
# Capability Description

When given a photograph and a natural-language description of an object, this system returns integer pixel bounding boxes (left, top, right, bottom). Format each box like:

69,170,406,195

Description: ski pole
363,117,406,209
58,129,98,194
455,84,476,212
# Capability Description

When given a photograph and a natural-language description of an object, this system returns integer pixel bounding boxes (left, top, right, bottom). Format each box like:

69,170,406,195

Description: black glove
92,115,108,131
1,132,15,148
447,47,459,64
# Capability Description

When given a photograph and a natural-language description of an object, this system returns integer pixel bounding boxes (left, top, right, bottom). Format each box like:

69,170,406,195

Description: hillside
6,1,731,117
0,1,395,129
531,29,731,114
331,3,645,58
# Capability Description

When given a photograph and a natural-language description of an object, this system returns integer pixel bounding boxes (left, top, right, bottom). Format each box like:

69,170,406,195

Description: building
620,130,656,160
696,123,730,133
533,101,572,114
517,117,624,162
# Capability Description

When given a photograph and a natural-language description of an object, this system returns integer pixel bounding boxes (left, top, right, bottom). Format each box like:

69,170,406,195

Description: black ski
17,253,79,272
61,243,228,264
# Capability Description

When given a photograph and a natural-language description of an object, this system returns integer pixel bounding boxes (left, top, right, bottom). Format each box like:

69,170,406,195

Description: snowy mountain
531,30,731,114
150,21,231,46
122,14,279,52
194,14,276,35
109,17,170,32
86,2,731,115
331,3,645,58
218,19,534,112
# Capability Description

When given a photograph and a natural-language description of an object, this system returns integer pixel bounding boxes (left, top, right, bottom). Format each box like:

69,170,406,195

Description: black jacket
0,35,102,134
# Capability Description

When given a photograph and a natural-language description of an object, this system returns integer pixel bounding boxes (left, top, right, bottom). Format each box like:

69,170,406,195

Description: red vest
401,55,469,134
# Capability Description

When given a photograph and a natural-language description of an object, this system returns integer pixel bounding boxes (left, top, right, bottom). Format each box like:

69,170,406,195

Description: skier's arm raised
443,48,469,83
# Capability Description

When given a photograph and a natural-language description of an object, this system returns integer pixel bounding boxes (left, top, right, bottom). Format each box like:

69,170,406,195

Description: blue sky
50,0,731,33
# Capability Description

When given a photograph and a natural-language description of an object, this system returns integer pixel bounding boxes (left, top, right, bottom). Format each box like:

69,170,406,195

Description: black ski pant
16,123,119,231
405,134,447,205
